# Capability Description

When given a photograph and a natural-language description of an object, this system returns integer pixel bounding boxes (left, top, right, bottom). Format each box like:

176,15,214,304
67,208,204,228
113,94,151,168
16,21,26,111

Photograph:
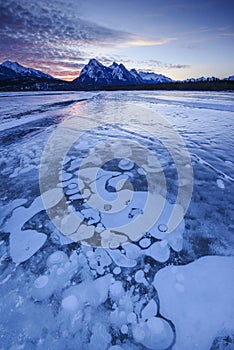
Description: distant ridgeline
0,59,233,91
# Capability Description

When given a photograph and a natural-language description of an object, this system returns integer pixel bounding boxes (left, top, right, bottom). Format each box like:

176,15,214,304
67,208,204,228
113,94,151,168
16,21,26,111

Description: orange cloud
125,35,176,47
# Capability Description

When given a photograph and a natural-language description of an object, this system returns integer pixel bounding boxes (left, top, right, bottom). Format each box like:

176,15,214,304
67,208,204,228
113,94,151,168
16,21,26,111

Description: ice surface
139,237,151,248
110,281,124,300
47,250,69,267
31,250,80,301
86,247,112,275
149,202,185,252
113,267,121,275
106,249,137,267
134,270,146,285
62,295,79,312
216,178,225,189
154,256,234,350
0,198,27,227
101,230,128,248
89,323,111,350
4,196,44,234
31,275,54,301
0,91,234,349
123,243,141,260
132,316,174,349
148,240,170,262
10,229,47,263
141,299,158,320
4,191,67,262
63,273,112,307
118,159,134,170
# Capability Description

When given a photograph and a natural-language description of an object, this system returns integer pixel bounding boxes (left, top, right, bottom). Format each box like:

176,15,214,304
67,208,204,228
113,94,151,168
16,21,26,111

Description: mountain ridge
73,59,172,85
0,61,55,80
0,60,233,91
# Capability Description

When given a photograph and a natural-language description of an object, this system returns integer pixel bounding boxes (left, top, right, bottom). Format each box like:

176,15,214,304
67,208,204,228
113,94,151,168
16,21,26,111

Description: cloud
120,35,176,47
0,1,172,49
219,32,234,37
0,0,174,79
144,59,190,70
165,64,190,69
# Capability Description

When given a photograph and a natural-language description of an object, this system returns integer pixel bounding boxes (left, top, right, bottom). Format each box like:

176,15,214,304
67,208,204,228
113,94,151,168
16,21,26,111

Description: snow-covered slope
129,68,142,82
110,62,140,84
76,59,114,84
224,75,234,81
0,65,18,80
138,71,172,83
0,61,55,79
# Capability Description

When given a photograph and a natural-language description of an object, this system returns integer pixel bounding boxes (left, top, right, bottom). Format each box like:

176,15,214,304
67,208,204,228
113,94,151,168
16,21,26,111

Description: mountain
0,59,233,91
73,59,171,86
74,59,139,85
137,71,172,83
75,59,114,85
0,61,55,80
110,62,141,84
224,75,234,81
129,68,142,82
183,76,219,83
0,65,18,80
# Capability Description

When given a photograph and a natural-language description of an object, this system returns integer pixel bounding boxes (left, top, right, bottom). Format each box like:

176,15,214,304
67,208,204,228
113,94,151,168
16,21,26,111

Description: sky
0,0,233,81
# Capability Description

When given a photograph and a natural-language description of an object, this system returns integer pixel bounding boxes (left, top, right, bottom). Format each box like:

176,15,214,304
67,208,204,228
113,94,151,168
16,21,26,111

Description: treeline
0,77,233,92
0,77,71,92
85,80,234,91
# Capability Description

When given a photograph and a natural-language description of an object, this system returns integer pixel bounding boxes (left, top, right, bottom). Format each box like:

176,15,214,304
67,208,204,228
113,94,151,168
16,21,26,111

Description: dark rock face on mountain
73,59,172,86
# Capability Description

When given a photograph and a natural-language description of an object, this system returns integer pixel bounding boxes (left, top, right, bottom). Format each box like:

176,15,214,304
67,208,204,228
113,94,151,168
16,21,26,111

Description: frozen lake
0,90,234,349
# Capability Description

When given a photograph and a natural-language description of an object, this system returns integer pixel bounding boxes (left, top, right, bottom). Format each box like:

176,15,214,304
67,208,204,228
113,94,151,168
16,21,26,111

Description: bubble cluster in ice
1,126,189,348
8,146,41,178
49,138,186,254
32,250,80,301
28,238,178,349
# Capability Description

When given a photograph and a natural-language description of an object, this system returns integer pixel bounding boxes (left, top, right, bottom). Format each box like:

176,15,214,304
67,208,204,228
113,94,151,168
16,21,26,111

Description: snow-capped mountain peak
2,61,22,72
1,60,54,79
183,76,219,83
224,75,234,81
77,58,112,83
88,58,103,67
73,58,234,86
130,68,140,79
74,59,172,85
109,62,118,69
109,62,137,82
138,71,172,83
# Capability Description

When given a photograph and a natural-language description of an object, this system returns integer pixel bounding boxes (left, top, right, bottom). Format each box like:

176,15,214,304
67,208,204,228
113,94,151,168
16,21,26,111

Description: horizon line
1,59,233,82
